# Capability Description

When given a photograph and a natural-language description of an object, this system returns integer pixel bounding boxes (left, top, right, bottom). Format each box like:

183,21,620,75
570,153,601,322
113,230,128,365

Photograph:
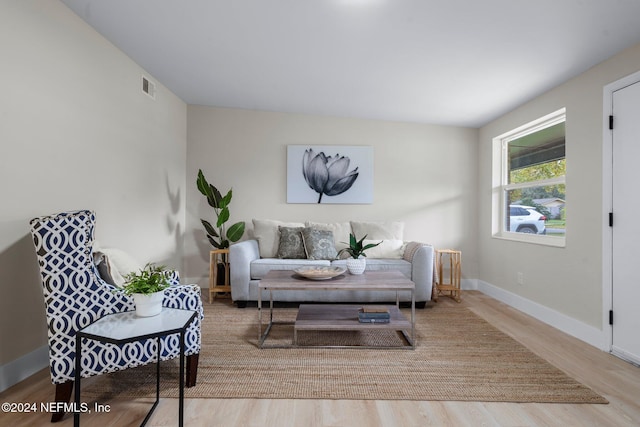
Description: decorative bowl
294,266,346,280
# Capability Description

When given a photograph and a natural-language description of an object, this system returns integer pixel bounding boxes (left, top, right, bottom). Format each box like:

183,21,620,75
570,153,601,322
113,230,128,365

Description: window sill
492,232,566,248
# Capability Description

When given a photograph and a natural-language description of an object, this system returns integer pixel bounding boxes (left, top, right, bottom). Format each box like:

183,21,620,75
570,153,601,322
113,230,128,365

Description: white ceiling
60,0,640,128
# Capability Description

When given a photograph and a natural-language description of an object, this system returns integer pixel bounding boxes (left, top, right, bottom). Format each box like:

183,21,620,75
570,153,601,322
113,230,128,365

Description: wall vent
142,75,156,99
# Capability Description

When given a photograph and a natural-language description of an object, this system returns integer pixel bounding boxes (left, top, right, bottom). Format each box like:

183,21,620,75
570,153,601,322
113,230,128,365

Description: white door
611,80,640,364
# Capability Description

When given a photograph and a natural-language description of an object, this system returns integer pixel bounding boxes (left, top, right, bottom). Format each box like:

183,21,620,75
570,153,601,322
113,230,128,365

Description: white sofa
229,220,434,308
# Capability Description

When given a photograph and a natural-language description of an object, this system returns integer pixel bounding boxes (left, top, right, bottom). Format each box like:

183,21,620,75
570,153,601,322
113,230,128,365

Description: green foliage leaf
197,170,213,199
221,189,232,208
208,235,223,249
227,221,245,242
362,242,381,251
337,233,380,259
209,184,223,208
201,219,220,238
121,263,170,295
217,207,230,228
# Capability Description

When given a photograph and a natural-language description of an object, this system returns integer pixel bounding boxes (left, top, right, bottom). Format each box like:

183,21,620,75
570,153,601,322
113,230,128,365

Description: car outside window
492,108,566,247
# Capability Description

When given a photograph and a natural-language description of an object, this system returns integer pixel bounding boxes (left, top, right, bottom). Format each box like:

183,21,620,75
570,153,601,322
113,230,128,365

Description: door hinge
609,115,614,130
609,212,614,227
609,310,614,325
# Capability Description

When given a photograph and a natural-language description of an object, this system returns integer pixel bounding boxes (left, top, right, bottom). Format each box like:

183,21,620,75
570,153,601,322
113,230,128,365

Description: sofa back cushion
305,221,351,253
276,226,306,259
350,221,404,240
302,228,338,260
362,239,405,259
253,219,305,258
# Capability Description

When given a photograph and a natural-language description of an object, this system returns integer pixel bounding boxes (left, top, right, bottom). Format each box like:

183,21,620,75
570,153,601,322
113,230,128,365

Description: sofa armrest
229,239,260,301
403,242,434,302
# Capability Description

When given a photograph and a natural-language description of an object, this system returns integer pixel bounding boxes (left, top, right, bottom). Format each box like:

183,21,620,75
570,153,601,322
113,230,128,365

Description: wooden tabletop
258,269,415,291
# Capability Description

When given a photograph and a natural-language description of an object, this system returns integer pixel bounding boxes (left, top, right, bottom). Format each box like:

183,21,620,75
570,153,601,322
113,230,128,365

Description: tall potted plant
122,263,170,317
197,169,245,291
196,169,246,250
337,233,381,275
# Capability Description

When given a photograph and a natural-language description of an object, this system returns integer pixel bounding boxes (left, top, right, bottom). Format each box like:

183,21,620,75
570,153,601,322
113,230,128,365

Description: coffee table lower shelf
294,304,415,349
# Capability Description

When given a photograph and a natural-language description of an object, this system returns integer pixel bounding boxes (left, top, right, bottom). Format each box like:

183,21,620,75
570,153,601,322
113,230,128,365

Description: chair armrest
403,242,434,302
91,264,135,313
165,269,181,286
229,240,260,301
164,283,204,319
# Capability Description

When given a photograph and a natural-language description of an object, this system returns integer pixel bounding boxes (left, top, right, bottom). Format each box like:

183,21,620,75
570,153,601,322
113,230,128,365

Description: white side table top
79,307,196,342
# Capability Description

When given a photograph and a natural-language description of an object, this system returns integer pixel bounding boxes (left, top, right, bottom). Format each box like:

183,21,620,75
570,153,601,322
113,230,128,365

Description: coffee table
257,270,415,349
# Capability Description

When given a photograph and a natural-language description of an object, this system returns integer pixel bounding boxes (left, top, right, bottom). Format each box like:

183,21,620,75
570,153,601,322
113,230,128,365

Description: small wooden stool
209,249,231,303
435,249,462,303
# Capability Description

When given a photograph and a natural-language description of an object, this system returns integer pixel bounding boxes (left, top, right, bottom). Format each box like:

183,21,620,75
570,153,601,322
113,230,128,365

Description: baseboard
476,280,607,350
0,345,49,393
461,278,478,291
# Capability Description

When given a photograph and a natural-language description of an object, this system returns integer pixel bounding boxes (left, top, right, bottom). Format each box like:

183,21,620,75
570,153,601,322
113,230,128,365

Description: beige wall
0,0,187,385
478,43,640,330
185,106,479,286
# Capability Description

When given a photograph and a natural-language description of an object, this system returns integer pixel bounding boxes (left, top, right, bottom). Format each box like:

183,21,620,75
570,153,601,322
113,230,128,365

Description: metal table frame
257,270,415,349
74,308,197,427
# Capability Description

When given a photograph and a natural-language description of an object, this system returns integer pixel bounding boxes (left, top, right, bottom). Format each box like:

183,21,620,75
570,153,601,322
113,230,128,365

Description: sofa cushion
305,221,351,253
253,219,305,258
251,258,330,280
302,227,338,260
276,226,306,259
331,258,412,277
350,221,404,240
362,239,405,259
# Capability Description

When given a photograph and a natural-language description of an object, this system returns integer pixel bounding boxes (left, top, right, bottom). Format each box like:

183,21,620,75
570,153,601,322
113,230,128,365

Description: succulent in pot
337,233,381,275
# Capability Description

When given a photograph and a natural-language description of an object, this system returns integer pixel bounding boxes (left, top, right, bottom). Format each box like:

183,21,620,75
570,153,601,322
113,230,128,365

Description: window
493,108,566,246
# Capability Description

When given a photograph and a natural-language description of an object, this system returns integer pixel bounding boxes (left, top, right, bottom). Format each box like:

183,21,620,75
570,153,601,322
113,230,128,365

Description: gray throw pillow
276,226,306,259
302,228,338,260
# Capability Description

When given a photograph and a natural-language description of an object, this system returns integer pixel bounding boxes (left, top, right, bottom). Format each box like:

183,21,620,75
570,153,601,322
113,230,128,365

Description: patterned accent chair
29,210,203,422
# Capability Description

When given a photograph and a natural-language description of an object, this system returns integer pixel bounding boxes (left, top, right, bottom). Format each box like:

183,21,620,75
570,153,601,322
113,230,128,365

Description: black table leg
141,338,161,426
74,335,81,427
179,330,185,427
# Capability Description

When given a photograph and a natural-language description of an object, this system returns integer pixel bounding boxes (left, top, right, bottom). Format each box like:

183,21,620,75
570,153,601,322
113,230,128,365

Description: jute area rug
83,301,607,404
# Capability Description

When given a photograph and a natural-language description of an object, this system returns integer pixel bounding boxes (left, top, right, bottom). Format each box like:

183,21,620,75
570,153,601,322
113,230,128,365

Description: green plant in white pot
122,263,170,317
337,233,381,275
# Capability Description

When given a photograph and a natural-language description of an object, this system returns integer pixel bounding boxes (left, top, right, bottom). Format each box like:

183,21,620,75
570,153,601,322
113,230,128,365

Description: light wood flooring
1,291,639,426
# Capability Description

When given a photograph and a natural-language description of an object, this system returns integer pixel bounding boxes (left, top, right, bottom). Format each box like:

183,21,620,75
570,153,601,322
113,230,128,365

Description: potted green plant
122,263,170,317
337,233,381,275
197,169,246,291
196,169,245,250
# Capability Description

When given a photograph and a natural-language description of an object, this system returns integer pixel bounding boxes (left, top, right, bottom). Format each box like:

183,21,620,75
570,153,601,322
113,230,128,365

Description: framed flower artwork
287,145,373,204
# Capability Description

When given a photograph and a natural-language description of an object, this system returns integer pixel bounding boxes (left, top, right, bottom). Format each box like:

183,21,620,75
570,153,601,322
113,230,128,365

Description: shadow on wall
0,232,48,364
165,173,183,269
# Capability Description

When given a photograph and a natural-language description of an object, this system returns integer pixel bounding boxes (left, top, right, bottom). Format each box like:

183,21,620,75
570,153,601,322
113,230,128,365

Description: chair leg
51,381,73,422
186,353,199,388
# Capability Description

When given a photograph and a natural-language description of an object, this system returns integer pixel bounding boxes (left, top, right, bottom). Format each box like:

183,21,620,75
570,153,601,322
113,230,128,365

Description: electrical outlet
517,272,524,285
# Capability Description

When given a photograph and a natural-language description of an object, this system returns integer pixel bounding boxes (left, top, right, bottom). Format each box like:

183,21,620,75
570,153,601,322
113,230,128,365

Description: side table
209,249,231,302
74,308,197,427
435,249,462,302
